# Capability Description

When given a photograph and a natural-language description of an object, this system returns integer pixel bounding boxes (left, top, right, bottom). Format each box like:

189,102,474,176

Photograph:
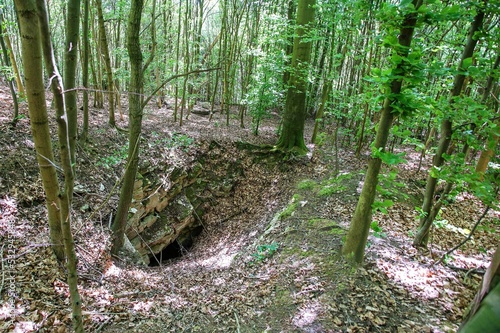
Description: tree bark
276,0,316,154
414,3,486,247
111,0,144,254
80,0,90,142
342,0,422,263
63,0,81,165
96,0,116,126
14,0,65,261
1,21,25,98
0,10,19,126
36,1,83,330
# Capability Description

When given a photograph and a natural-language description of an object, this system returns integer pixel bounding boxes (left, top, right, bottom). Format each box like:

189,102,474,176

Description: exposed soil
0,85,498,332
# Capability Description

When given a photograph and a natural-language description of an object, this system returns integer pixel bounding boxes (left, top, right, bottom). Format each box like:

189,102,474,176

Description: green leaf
462,57,473,70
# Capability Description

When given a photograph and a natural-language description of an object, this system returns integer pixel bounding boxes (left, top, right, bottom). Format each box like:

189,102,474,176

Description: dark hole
148,225,203,267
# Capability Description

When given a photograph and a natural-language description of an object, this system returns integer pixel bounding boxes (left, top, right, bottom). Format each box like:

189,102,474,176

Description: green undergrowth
296,172,354,198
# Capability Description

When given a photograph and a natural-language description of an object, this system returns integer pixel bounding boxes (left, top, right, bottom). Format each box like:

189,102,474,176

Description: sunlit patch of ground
1,93,497,332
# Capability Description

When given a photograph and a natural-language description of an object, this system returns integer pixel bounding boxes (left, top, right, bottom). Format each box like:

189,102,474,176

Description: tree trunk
80,0,90,141
414,4,486,247
2,22,25,98
36,1,83,330
342,0,423,264
63,0,81,165
459,243,500,332
14,0,65,261
111,0,144,254
475,53,500,177
0,11,19,126
275,0,316,154
96,0,116,126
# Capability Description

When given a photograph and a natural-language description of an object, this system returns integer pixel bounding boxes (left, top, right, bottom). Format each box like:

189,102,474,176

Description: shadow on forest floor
0,91,498,332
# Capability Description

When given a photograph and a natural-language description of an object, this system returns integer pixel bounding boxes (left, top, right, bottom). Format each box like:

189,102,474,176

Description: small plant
318,185,342,197
318,173,352,196
433,218,448,229
372,199,394,214
250,242,279,264
443,253,454,264
315,132,328,147
370,221,386,238
97,144,128,169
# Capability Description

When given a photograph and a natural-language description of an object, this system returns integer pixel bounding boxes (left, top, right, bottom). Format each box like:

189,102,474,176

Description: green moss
279,202,298,220
308,218,342,232
278,194,302,220
297,179,317,190
318,185,346,197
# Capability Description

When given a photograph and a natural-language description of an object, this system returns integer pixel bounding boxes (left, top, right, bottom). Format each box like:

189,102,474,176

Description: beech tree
342,0,423,263
275,0,316,154
413,2,486,247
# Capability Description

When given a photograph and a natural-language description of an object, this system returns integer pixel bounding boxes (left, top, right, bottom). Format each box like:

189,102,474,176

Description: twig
95,317,112,333
142,67,220,109
234,312,241,333
0,244,5,295
433,204,491,266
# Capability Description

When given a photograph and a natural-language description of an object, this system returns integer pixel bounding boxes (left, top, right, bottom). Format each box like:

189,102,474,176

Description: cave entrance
148,225,203,267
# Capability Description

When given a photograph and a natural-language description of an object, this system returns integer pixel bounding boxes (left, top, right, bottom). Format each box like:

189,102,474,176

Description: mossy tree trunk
342,0,423,264
275,0,316,154
111,0,145,254
413,4,485,247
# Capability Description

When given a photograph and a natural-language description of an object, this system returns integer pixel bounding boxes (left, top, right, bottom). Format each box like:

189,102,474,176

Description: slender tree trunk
96,0,116,126
36,1,83,331
0,11,19,126
14,0,65,262
173,0,182,122
342,0,423,263
111,0,145,254
80,0,90,141
414,4,486,247
475,53,500,177
2,23,24,98
63,0,81,165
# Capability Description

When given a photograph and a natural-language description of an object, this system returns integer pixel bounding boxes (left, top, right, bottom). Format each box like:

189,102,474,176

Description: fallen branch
433,204,491,266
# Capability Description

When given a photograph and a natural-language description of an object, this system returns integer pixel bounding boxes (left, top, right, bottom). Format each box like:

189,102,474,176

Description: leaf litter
0,91,498,332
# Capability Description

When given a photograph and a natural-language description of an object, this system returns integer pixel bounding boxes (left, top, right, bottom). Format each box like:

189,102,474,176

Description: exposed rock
124,142,243,265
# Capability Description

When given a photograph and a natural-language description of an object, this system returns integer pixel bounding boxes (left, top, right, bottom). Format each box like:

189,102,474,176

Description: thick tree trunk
414,5,485,247
111,0,144,254
276,0,316,154
459,243,500,332
342,0,422,263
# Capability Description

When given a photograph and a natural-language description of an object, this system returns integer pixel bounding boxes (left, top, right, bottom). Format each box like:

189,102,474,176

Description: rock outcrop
124,143,243,265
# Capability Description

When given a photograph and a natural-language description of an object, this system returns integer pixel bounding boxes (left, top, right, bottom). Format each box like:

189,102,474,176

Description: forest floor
0,85,499,332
